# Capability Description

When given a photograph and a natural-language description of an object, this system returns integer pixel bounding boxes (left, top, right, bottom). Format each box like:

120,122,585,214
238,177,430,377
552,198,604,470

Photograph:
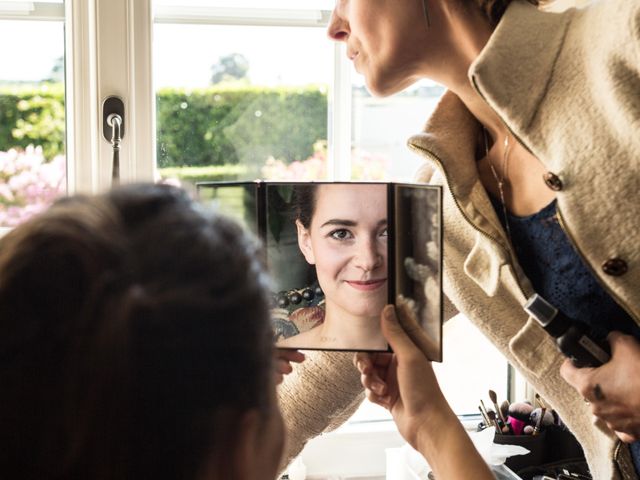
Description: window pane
434,315,509,415
0,16,66,228
350,77,445,182
153,12,332,184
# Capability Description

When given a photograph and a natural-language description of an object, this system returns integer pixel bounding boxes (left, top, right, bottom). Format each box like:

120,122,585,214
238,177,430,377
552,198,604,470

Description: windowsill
296,415,484,479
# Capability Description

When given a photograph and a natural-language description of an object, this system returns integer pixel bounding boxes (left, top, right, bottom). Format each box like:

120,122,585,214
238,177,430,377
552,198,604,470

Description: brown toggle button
543,172,563,191
602,258,628,276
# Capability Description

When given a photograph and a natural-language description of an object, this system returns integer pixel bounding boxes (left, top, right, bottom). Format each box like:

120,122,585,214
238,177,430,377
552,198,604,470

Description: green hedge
0,84,65,160
0,84,327,169
156,85,327,169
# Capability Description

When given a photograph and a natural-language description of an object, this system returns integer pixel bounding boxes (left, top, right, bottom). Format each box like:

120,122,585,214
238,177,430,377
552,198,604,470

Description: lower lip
346,280,386,292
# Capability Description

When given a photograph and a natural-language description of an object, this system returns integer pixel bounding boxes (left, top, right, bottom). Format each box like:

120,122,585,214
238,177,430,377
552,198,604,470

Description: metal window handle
107,113,122,185
102,96,125,186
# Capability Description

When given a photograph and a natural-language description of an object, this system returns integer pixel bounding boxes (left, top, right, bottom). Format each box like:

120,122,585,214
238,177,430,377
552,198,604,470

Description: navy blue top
489,196,640,472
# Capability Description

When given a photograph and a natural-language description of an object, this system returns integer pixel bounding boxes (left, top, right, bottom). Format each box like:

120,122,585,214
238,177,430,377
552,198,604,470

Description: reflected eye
329,229,353,240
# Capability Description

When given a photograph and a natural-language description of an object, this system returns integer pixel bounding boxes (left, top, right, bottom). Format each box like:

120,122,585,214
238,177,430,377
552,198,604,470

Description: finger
274,372,284,385
370,352,393,369
614,430,640,444
606,330,626,344
606,416,640,435
277,349,306,364
380,304,421,356
361,372,387,397
358,361,388,392
364,388,392,410
354,352,374,373
559,358,575,382
606,331,638,357
277,358,293,375
559,358,594,394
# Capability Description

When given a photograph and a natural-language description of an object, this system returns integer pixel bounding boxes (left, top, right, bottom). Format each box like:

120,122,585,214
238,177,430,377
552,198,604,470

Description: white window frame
65,0,156,193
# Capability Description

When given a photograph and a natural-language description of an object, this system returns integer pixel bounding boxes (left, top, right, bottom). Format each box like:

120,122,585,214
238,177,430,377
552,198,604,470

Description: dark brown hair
292,183,318,229
0,183,274,480
473,0,539,25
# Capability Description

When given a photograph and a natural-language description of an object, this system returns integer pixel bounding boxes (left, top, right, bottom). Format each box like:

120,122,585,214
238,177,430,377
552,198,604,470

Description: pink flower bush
261,140,389,181
0,146,66,228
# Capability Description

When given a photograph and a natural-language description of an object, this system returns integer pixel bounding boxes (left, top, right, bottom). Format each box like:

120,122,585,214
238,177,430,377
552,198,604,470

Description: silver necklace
483,127,513,242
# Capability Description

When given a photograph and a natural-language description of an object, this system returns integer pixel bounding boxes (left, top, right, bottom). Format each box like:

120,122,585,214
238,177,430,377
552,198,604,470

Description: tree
210,53,249,85
43,56,65,83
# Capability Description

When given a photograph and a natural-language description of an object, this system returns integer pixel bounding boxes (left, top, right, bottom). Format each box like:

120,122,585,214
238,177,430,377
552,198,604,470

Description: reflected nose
327,8,349,42
354,238,383,272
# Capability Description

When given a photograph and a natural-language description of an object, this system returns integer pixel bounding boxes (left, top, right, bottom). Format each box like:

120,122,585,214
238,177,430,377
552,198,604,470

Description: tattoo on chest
319,335,338,343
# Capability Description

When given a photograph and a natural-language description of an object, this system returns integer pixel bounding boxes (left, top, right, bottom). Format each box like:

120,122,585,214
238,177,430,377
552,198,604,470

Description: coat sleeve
276,350,364,472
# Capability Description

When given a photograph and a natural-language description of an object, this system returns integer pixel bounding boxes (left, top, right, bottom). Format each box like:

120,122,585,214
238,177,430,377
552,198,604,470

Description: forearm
277,350,364,471
415,407,494,480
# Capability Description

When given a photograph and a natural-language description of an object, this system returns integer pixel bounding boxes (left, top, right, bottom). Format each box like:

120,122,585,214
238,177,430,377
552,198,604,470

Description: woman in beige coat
278,0,640,478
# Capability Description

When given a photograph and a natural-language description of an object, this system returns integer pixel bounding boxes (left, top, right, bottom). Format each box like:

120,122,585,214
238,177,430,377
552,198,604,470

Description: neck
425,2,509,142
320,302,384,348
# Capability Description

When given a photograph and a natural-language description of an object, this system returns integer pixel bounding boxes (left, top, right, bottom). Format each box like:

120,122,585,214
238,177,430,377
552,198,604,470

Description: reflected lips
346,279,386,291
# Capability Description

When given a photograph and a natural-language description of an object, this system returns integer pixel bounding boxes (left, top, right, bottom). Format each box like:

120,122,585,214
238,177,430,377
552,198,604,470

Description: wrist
413,398,457,450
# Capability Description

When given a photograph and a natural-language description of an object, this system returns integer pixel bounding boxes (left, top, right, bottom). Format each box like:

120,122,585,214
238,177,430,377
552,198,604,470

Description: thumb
381,305,419,356
606,331,628,356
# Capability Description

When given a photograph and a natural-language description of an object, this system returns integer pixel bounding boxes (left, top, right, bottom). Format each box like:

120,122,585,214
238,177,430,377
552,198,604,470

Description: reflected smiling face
296,184,388,320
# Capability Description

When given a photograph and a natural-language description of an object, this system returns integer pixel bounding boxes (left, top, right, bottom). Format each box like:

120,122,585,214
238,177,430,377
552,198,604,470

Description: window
0,1,66,230
153,7,333,183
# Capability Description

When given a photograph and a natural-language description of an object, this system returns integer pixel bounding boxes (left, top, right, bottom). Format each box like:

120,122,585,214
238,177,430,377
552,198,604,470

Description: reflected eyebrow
320,219,387,228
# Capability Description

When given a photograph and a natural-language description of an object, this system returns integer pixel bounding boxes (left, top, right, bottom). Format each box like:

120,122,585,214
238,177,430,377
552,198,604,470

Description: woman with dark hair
0,183,495,480
277,183,388,351
325,0,640,477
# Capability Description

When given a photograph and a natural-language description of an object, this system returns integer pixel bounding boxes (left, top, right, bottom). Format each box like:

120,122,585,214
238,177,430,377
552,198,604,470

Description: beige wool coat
278,1,640,478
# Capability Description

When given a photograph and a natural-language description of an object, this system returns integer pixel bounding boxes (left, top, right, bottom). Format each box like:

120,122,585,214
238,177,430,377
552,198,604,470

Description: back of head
0,183,274,479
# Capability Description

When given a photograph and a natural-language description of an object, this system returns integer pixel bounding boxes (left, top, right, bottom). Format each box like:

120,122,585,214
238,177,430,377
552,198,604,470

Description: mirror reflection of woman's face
297,184,388,319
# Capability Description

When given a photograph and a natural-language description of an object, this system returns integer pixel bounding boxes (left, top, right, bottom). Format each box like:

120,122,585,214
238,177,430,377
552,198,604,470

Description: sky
0,0,338,88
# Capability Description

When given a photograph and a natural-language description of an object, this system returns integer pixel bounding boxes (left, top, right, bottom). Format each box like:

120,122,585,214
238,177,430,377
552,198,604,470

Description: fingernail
372,382,386,395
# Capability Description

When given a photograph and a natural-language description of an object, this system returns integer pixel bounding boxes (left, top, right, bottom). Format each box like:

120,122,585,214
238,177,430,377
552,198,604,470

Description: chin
365,72,418,98
365,78,399,98
353,300,387,319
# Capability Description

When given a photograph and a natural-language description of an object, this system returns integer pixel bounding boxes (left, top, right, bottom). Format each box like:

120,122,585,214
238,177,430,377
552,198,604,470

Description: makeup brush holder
494,430,547,473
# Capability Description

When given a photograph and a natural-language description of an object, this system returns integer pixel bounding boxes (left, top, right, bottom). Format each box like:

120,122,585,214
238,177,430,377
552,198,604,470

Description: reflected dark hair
0,183,274,480
292,183,318,229
472,0,539,25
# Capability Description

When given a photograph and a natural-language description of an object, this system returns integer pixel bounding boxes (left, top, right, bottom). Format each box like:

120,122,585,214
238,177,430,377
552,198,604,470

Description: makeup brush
480,399,493,425
535,393,549,410
533,407,546,436
489,390,508,426
478,406,490,427
500,400,510,423
530,407,554,429
487,410,501,434
508,401,533,422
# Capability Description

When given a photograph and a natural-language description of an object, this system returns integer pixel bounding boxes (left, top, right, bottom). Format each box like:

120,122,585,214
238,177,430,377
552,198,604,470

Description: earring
422,0,431,28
